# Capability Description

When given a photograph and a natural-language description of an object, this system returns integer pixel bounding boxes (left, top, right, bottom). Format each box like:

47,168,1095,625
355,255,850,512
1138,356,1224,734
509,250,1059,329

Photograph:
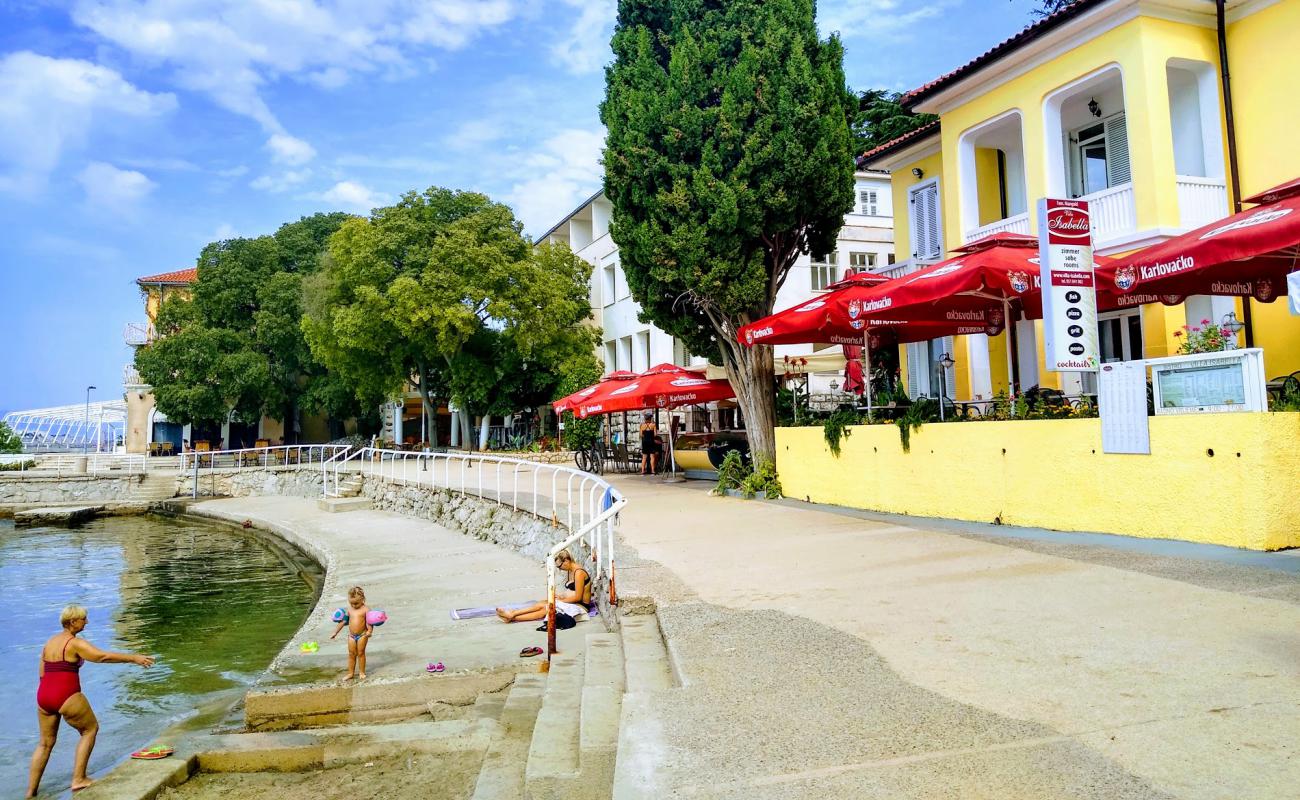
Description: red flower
1173,330,1183,338
1200,318,1212,326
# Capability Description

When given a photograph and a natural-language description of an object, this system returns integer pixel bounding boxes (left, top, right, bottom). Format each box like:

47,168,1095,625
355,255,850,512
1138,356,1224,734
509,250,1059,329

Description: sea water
1,514,318,797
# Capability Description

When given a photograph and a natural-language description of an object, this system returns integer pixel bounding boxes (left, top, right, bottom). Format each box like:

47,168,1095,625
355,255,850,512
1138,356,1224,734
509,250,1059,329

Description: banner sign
1038,198,1099,372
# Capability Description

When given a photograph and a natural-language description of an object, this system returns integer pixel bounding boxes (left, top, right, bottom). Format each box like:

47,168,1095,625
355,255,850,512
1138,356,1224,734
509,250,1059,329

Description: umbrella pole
1003,299,1013,395
863,330,873,418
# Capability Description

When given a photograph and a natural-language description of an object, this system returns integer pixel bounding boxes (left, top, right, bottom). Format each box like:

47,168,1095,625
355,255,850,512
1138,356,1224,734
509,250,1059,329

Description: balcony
123,363,146,387
124,322,154,347
1176,176,1229,231
1081,182,1136,247
963,212,1031,245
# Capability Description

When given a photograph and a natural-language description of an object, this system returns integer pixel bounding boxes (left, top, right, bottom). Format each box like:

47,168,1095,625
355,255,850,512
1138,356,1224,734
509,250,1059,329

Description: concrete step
471,673,546,800
474,689,508,721
580,633,625,799
524,652,584,800
316,497,373,513
619,616,675,693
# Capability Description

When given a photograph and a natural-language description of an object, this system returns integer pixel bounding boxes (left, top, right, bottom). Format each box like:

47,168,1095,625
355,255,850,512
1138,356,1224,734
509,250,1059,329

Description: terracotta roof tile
136,267,198,285
857,120,941,167
902,0,1107,109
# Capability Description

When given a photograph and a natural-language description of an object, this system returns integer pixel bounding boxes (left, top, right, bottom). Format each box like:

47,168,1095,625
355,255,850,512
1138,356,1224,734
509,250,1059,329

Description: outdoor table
954,399,994,418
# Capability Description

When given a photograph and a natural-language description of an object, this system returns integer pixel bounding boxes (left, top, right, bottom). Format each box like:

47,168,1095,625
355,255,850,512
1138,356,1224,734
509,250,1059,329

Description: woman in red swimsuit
27,604,154,798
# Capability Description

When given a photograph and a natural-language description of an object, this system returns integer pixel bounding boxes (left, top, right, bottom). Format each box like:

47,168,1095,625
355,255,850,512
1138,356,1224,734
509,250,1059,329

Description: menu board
1099,361,1150,454
1155,361,1246,413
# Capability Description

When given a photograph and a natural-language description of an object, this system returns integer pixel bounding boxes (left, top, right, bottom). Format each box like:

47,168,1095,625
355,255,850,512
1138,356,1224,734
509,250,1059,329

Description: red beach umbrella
1096,184,1300,307
552,370,636,414
574,364,734,419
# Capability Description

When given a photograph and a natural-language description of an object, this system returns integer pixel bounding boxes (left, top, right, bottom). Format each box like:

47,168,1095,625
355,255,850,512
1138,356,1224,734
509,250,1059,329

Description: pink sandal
426,662,445,673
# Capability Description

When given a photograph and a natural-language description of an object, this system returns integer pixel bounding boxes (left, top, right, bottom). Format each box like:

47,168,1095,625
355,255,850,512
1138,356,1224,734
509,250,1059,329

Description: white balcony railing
1082,182,1137,246
124,322,153,346
962,211,1031,245
123,364,145,387
1176,175,1229,231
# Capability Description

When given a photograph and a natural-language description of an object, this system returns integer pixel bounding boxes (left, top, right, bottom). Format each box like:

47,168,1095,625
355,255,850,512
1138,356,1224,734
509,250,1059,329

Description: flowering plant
1174,319,1234,354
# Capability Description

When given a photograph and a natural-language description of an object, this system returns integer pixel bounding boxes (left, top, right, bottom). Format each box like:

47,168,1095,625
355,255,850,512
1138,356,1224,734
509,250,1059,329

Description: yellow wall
1228,0,1300,378
143,285,192,325
974,148,1004,226
888,149,944,263
777,413,1300,551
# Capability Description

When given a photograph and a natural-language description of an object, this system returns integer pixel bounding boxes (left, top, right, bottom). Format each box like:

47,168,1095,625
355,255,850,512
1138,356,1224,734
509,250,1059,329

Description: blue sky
0,0,1051,413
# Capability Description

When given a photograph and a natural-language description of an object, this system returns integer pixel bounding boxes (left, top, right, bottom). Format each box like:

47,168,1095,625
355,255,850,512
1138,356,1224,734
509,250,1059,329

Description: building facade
540,171,895,425
864,0,1300,402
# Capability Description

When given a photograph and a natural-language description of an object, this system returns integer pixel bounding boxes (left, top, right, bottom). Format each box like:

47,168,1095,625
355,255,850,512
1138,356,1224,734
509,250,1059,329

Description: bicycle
574,443,604,475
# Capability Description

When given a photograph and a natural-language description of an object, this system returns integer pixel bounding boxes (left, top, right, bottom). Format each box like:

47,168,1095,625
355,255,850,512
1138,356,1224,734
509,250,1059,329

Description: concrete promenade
608,476,1300,799
188,496,564,681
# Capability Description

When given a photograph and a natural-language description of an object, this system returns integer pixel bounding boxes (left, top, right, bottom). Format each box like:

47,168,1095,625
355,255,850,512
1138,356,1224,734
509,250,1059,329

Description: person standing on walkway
639,412,659,475
28,604,154,798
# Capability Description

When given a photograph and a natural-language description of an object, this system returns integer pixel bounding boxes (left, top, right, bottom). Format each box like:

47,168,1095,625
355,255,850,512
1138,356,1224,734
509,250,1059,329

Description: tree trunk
415,362,438,448
719,342,777,464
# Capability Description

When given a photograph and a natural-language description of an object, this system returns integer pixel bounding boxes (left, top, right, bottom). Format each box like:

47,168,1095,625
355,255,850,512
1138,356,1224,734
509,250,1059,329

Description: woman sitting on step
496,549,591,624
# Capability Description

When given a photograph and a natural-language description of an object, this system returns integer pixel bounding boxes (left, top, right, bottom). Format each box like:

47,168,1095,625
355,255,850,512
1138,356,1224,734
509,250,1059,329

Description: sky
0,0,1053,414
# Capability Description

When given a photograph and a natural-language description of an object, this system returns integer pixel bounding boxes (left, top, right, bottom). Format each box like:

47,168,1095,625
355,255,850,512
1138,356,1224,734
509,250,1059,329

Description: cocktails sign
1038,198,1099,372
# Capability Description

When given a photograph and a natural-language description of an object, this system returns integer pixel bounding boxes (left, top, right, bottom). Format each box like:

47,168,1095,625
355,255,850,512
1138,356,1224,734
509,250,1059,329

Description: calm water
1,514,318,798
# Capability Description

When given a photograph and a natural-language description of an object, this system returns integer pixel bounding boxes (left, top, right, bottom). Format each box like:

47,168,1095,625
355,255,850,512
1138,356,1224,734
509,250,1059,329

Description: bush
0,459,36,471
822,408,859,457
739,457,783,499
714,450,748,494
0,421,21,454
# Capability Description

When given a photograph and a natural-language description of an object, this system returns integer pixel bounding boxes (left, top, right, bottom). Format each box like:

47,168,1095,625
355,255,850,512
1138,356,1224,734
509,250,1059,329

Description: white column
966,334,993,399
393,402,404,444
449,406,461,448
478,415,490,450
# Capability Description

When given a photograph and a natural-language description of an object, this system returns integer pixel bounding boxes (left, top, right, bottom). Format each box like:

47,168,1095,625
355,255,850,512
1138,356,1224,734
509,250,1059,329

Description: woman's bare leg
26,707,59,798
507,607,549,622
498,602,544,622
60,694,98,792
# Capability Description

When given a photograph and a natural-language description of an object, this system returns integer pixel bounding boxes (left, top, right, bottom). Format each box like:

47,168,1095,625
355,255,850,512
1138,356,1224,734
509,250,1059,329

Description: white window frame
858,188,879,216
848,252,876,274
810,250,839,291
908,178,943,262
601,264,617,307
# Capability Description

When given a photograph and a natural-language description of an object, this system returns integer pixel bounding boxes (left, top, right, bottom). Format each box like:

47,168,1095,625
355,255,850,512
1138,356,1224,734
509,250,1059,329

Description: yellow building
863,0,1300,401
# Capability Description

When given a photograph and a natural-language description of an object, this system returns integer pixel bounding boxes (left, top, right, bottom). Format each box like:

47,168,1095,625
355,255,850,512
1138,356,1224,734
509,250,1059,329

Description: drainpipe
1216,0,1254,345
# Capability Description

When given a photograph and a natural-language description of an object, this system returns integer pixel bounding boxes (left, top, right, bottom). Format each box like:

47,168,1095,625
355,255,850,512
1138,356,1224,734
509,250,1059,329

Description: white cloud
250,169,312,193
818,0,953,39
76,161,157,208
318,180,386,212
267,133,317,166
216,165,250,178
209,222,239,242
71,0,528,162
551,0,615,75
507,127,605,236
0,51,175,194
117,156,198,171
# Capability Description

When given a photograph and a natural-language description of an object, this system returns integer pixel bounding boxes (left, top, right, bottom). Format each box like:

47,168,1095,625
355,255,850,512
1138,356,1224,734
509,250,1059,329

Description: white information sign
1038,198,1099,372
1099,361,1150,455
1149,349,1267,415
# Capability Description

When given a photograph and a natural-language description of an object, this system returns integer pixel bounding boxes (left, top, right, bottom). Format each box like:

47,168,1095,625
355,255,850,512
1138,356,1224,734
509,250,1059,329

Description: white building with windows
539,170,894,424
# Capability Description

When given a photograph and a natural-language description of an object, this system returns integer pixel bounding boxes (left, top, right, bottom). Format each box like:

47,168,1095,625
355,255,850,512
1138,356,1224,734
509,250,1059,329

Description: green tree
1012,0,1074,18
303,188,599,449
0,420,23,453
850,89,938,156
135,213,356,435
602,0,856,461
553,358,604,450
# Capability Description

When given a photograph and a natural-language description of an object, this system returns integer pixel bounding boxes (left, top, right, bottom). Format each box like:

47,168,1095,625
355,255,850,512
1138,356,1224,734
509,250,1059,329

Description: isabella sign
1038,198,1099,371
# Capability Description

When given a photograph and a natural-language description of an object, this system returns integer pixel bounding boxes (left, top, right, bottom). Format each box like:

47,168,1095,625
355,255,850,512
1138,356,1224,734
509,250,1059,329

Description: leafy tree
1012,0,1074,18
303,188,599,449
0,420,23,453
851,89,938,156
552,357,604,450
136,213,356,435
602,0,856,461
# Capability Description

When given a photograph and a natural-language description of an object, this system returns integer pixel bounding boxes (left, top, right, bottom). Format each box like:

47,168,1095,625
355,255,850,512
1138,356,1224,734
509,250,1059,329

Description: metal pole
863,330,873,416
1003,299,1017,395
83,385,95,453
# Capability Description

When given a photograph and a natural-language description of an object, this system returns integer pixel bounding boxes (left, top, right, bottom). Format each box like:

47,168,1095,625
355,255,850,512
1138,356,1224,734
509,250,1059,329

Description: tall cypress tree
601,0,855,461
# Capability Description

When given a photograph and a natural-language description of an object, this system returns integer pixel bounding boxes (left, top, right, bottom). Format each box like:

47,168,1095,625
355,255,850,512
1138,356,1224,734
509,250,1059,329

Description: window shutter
910,183,940,260
1105,114,1130,186
906,342,931,398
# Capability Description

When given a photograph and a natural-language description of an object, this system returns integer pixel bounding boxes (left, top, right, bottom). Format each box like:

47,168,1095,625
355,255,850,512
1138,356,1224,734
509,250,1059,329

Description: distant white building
539,170,895,428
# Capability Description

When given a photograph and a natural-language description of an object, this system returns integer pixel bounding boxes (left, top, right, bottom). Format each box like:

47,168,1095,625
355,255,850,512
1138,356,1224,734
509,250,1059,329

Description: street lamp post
1221,312,1245,350
938,354,955,422
84,385,96,453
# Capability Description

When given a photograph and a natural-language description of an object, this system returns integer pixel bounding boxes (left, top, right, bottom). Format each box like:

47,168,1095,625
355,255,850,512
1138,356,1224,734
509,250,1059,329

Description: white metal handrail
179,444,351,473
0,453,148,477
545,494,625,661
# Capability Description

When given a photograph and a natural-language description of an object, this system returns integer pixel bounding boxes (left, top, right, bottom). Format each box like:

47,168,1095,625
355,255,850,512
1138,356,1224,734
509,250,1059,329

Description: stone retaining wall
176,467,324,500
0,474,143,504
359,478,568,563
